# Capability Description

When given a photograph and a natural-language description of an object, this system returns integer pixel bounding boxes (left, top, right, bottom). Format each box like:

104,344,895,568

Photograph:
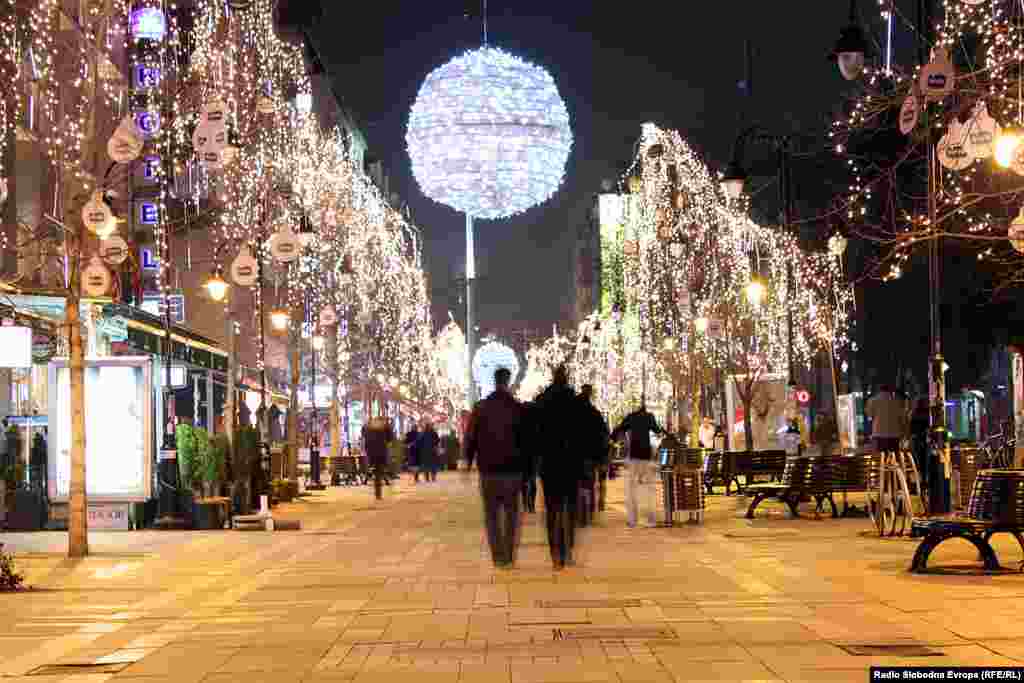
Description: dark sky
308,2,1021,393
310,2,852,336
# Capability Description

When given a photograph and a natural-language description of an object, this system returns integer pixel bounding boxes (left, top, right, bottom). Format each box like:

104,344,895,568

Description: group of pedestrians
404,421,442,483
466,364,656,571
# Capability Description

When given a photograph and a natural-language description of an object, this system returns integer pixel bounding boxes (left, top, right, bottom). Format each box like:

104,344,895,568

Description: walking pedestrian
404,424,421,483
521,401,539,513
465,367,528,569
363,415,394,500
418,420,441,482
534,365,587,570
578,385,609,527
865,385,907,454
611,399,664,528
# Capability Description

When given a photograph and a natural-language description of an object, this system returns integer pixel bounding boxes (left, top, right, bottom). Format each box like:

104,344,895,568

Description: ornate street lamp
203,264,229,302
829,0,869,81
269,307,291,332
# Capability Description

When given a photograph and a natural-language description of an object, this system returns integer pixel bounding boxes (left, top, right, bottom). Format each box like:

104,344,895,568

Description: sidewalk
1,473,1023,682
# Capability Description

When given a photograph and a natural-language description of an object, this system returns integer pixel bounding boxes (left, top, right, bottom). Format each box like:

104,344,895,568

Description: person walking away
579,385,609,527
405,424,421,483
865,385,907,455
418,420,441,482
363,415,394,500
535,365,587,569
909,397,930,491
699,417,716,450
520,401,540,513
465,367,528,568
611,399,664,528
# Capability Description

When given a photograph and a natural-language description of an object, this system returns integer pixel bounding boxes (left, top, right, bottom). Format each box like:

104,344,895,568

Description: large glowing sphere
473,341,520,398
406,47,572,220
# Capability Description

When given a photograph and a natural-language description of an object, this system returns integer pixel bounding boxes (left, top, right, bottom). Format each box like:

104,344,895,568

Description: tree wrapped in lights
617,123,851,447
829,0,1024,283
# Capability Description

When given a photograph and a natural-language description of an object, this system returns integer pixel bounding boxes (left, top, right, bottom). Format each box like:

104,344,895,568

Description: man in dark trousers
521,400,540,513
363,415,394,500
404,424,421,483
578,385,610,527
611,399,664,528
534,365,586,570
465,367,527,569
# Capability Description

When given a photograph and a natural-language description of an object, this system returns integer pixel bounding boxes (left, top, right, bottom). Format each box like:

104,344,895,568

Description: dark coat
465,389,527,475
581,400,611,468
417,428,441,470
533,382,587,483
404,429,421,467
363,417,394,466
611,408,663,460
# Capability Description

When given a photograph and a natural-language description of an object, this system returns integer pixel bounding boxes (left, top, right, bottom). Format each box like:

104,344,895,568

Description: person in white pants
624,456,659,527
611,401,664,528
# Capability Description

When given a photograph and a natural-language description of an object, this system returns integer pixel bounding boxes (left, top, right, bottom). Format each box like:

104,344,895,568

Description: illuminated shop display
48,358,153,502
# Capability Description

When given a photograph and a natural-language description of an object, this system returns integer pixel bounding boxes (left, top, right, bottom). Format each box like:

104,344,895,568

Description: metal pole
311,316,320,486
465,213,476,407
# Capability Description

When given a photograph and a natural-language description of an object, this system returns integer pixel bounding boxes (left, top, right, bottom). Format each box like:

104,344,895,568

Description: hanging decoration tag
920,48,956,101
677,288,692,311
231,244,259,286
81,191,114,235
107,115,145,163
320,306,337,327
899,93,919,135
82,256,112,297
100,235,129,265
966,101,997,159
0,177,7,206
270,223,300,262
1009,208,1024,254
938,119,971,171
707,318,724,340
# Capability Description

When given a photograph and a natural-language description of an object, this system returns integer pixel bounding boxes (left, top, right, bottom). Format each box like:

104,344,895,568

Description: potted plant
175,424,197,526
193,428,228,530
232,426,260,514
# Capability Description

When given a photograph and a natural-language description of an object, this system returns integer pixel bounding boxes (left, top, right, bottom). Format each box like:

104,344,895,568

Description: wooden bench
744,456,839,519
704,450,788,495
910,517,1024,572
910,469,1024,573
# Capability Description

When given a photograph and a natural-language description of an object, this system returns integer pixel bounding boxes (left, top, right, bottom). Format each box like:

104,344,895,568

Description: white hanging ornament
966,101,997,159
937,119,972,171
0,177,7,205
81,256,112,297
81,191,113,236
199,98,228,127
107,115,144,163
230,244,259,287
99,235,129,265
669,242,684,259
255,95,276,114
320,306,337,327
1009,208,1024,254
920,48,956,101
677,288,692,311
270,223,300,262
899,93,919,135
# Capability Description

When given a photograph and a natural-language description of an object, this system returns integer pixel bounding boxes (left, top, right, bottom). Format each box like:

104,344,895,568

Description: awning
102,303,228,373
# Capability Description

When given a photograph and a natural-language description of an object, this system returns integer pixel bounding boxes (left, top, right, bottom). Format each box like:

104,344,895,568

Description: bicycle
867,442,928,537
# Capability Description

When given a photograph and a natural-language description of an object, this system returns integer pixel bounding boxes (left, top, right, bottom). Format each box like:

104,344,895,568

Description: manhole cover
28,663,130,676
555,627,677,641
838,644,943,657
537,599,643,608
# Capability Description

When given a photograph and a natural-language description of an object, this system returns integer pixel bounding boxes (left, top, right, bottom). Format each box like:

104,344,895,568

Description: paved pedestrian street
3,475,1024,682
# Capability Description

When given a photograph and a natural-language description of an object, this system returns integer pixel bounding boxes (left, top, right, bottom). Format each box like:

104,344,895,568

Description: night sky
309,2,1020,393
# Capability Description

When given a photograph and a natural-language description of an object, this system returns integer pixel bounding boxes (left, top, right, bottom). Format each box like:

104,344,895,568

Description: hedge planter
192,497,229,530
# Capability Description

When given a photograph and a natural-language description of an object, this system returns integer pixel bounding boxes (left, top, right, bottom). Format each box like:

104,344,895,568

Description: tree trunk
742,395,754,452
67,285,87,557
689,360,702,449
286,324,300,480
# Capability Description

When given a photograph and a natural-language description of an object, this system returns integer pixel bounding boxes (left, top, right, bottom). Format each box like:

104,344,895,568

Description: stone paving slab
2,475,1024,681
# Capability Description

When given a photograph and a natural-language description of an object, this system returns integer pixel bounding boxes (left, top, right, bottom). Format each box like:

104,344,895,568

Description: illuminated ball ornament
473,341,520,397
406,47,573,219
1009,208,1024,254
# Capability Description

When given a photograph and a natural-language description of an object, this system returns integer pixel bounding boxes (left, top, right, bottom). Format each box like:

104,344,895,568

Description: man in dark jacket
418,421,441,482
465,367,527,568
363,415,395,500
404,425,421,483
534,365,587,569
611,400,663,528
578,385,610,527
